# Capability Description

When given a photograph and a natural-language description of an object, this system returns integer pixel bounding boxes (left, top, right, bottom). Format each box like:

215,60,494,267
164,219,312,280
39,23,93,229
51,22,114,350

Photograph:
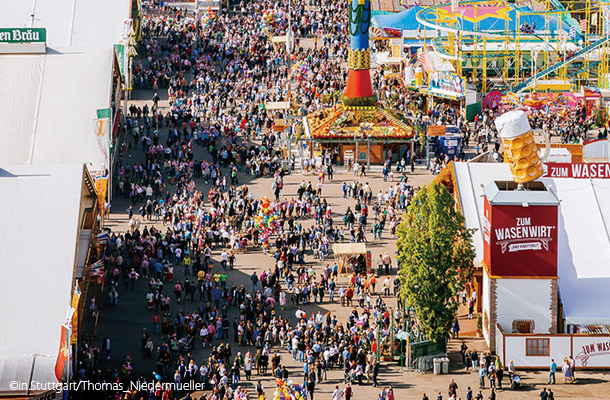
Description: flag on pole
417,51,426,67
580,19,587,33
96,231,109,244
54,324,71,382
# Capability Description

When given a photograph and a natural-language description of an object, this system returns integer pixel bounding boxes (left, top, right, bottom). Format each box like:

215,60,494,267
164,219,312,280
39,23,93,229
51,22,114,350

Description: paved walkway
87,19,610,400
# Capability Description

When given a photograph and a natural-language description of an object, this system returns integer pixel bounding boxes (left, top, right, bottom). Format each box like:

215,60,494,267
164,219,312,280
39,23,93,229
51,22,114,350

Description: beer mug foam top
494,110,550,183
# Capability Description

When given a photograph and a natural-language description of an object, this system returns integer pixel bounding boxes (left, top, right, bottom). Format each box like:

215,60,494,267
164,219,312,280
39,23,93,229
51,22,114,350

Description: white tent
453,162,610,326
0,0,130,49
0,48,113,170
0,0,130,172
0,165,87,393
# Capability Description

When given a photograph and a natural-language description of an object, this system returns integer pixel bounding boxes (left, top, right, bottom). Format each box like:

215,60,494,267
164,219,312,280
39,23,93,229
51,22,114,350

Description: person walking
307,373,316,400
452,320,460,338
332,385,343,400
548,359,557,384
372,361,379,387
344,383,352,400
478,365,486,389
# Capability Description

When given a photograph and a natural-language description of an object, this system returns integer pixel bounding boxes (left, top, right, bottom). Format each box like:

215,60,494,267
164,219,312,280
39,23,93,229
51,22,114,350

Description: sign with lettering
428,70,465,95
483,197,558,277
0,28,46,44
543,162,610,179
94,108,111,167
428,125,446,136
114,44,127,78
574,339,610,367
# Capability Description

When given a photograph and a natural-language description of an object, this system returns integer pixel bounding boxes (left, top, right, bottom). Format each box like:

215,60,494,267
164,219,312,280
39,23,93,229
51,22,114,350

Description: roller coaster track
508,35,610,93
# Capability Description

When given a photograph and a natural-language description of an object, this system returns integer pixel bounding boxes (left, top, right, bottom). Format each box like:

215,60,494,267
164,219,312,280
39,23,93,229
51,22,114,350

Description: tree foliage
397,182,475,343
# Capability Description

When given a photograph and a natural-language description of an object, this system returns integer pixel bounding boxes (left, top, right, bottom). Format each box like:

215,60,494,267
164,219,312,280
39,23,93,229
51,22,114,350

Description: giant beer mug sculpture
494,110,550,183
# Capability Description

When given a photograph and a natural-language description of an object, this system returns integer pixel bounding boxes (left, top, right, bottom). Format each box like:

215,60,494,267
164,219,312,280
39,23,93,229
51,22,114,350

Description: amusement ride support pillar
343,0,375,102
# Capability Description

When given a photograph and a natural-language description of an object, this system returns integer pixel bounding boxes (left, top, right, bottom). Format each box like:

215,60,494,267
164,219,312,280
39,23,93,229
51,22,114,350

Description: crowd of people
68,1,601,400
71,2,426,400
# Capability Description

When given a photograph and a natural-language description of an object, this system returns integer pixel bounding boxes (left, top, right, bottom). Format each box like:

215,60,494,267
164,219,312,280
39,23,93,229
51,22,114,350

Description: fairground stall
332,243,371,276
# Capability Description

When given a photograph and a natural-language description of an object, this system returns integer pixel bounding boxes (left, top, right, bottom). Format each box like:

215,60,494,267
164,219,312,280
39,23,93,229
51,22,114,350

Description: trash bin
441,357,450,374
433,358,442,375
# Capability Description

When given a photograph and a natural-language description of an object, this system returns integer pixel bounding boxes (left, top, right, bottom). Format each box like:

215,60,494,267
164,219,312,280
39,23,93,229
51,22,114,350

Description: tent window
526,338,549,356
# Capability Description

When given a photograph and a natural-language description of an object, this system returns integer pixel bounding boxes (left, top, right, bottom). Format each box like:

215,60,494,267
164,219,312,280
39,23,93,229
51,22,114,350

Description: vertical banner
94,108,111,170
55,307,74,383
391,44,401,58
54,325,71,382
70,288,81,345
95,173,109,214
114,44,127,79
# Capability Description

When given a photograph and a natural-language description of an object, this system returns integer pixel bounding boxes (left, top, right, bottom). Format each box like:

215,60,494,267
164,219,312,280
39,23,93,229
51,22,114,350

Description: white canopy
453,162,610,326
333,243,367,256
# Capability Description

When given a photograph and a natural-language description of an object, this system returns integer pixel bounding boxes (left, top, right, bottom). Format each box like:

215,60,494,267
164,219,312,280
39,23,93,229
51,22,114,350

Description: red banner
54,325,70,382
483,198,558,277
543,163,610,179
112,109,121,139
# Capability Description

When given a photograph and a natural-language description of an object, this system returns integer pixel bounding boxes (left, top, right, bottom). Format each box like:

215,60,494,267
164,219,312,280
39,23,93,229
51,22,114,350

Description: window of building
526,338,549,356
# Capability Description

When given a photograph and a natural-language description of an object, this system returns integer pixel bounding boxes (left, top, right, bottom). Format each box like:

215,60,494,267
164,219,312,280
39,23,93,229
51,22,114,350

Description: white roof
0,0,130,171
0,47,113,170
0,0,130,48
333,243,368,255
0,164,84,392
454,162,610,326
375,51,402,65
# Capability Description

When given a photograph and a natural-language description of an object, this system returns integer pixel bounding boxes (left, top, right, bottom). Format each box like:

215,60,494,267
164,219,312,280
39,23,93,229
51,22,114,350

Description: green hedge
340,94,378,107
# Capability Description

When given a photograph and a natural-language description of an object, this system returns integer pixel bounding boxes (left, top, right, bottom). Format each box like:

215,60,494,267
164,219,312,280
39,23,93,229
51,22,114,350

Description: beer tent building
0,165,98,395
437,161,610,368
0,0,132,175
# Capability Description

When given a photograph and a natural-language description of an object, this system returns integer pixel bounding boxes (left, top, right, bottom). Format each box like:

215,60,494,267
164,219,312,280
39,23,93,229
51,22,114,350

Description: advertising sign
70,288,81,344
483,197,558,277
428,70,465,95
428,125,446,136
114,44,127,78
543,162,610,179
0,28,46,43
573,337,610,367
94,108,111,167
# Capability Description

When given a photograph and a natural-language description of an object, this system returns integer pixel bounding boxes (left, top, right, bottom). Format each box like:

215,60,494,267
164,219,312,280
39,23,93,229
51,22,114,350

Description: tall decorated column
342,0,376,106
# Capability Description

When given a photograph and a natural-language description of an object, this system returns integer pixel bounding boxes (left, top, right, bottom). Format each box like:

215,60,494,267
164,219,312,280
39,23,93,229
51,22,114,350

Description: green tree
397,182,475,343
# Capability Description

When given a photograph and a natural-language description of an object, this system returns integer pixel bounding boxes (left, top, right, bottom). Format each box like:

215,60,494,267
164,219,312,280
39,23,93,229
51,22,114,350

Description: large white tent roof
0,48,114,169
0,0,130,171
453,162,610,326
0,0,131,49
0,164,85,393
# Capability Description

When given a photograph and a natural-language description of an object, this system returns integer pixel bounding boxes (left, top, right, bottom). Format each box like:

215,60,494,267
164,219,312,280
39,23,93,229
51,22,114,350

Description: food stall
332,243,371,275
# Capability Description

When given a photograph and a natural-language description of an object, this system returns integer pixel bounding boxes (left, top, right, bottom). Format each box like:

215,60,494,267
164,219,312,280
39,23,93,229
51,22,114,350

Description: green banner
97,108,111,119
0,28,46,43
114,44,127,78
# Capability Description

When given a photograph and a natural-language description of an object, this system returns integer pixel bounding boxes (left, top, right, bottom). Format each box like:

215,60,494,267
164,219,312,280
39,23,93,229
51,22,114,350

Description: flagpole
26,355,37,396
